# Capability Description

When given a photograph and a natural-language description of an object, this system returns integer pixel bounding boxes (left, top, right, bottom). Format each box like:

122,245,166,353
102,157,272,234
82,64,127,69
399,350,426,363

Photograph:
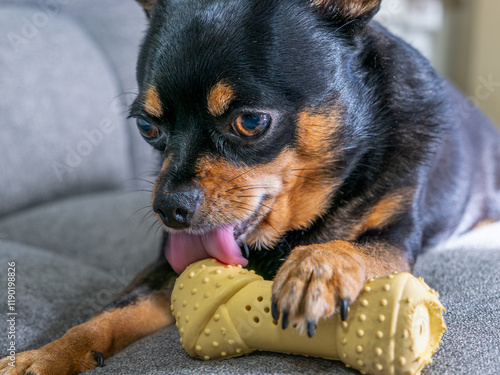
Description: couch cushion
4,0,160,190
40,0,159,184
0,191,160,274
0,4,137,217
0,241,120,351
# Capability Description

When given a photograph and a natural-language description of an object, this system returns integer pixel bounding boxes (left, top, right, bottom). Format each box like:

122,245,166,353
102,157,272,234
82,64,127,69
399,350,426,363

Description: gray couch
1,1,499,374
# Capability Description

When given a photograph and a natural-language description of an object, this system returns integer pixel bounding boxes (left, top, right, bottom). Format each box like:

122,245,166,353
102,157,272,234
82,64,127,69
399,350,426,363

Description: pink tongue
165,226,248,274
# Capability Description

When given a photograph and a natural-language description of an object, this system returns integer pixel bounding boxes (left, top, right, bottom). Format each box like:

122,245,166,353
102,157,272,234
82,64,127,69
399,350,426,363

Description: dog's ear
136,0,157,18
309,0,381,30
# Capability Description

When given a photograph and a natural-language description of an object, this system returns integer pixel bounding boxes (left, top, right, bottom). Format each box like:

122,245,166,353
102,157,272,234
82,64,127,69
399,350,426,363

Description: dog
2,0,500,373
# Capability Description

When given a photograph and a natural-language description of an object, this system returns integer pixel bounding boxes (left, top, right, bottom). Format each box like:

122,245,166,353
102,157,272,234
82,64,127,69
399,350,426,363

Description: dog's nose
153,186,203,229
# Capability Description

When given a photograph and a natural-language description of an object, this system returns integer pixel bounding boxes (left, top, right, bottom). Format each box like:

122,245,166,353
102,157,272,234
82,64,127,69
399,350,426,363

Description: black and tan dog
2,0,500,373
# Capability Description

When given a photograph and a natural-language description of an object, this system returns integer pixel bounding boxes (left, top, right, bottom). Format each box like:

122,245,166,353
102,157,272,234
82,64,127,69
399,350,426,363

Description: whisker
140,211,155,225
240,186,273,192
140,168,161,174
147,221,160,236
259,219,292,252
133,178,155,185
154,223,164,237
352,162,379,171
117,90,139,97
130,205,153,218
229,200,282,226
225,185,272,193
227,165,260,183
260,203,286,222
291,174,326,183
334,18,358,33
233,205,255,213
137,170,161,176
291,168,331,172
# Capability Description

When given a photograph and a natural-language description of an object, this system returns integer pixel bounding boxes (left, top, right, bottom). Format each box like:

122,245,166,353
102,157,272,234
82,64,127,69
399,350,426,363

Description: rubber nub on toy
171,259,446,375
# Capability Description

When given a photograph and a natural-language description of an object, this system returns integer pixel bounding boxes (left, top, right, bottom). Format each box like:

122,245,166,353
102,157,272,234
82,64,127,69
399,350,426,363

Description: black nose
153,186,203,229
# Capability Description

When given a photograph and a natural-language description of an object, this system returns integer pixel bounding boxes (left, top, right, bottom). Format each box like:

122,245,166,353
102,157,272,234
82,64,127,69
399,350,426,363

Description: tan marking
193,149,338,248
160,156,173,172
92,293,173,356
360,190,411,232
296,111,340,156
137,0,157,17
0,294,173,374
144,86,163,117
310,0,379,19
207,81,235,116
252,109,341,244
181,108,342,248
272,240,410,327
472,219,497,230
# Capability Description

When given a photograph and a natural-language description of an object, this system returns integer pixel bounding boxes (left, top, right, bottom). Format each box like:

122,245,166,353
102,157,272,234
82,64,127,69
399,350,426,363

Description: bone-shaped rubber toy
171,259,446,375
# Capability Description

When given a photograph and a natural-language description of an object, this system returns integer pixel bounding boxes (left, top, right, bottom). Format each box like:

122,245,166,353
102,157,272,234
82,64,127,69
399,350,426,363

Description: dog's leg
271,240,410,337
0,256,177,375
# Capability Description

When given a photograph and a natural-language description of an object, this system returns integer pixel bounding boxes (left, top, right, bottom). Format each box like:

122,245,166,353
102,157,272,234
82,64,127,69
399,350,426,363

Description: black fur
119,5,500,332
129,0,499,280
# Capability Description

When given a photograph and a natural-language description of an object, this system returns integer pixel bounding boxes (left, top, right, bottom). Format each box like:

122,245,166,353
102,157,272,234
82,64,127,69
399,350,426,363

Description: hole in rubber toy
412,304,430,354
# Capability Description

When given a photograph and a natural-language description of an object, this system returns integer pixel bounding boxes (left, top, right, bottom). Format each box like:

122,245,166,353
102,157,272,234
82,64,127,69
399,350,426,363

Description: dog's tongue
165,226,248,274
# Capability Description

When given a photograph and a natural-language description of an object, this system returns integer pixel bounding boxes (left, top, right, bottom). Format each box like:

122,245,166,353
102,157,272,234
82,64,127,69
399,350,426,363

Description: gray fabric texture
42,0,159,183
3,0,159,186
0,5,132,217
0,192,499,374
0,2,158,218
0,191,160,274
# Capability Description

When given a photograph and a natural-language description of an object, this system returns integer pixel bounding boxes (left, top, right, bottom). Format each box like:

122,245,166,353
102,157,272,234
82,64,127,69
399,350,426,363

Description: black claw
27,372,37,375
307,320,316,338
281,311,289,330
92,350,105,367
340,299,349,321
271,297,280,322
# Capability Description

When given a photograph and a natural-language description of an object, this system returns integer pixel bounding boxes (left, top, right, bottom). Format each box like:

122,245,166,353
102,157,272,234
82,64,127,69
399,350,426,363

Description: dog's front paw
0,345,103,375
271,240,367,337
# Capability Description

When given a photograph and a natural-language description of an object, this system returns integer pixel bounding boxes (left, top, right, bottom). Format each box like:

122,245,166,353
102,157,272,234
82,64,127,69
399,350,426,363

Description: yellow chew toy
171,259,446,375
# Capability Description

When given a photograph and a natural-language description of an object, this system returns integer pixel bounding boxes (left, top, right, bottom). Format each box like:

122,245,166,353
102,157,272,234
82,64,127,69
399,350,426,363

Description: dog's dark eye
137,118,159,139
232,113,271,138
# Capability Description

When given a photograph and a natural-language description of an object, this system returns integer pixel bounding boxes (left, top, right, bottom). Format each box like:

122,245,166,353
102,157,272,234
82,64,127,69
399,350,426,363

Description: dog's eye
136,118,159,139
232,113,271,138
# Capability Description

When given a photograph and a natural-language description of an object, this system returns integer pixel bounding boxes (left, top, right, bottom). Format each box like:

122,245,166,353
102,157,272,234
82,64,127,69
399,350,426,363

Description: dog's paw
271,240,367,337
0,346,103,375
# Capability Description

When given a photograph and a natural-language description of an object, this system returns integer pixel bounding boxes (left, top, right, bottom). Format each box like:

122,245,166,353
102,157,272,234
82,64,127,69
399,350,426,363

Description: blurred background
376,0,500,127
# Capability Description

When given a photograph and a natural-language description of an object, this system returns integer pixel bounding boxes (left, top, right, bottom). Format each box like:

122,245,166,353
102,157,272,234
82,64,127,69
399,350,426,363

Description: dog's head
130,0,381,272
